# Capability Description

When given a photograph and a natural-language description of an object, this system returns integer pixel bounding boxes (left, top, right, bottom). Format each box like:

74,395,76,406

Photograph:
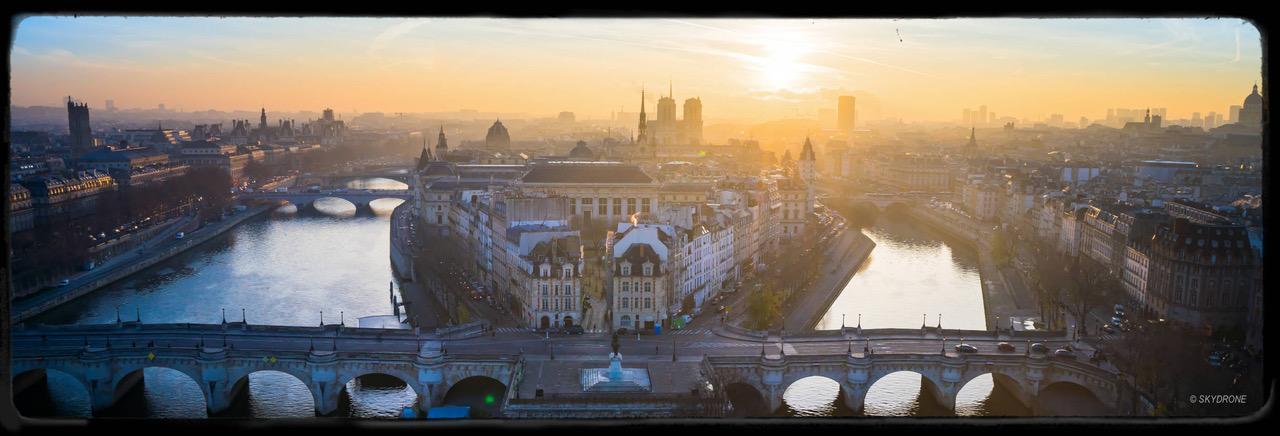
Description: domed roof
1244,84,1263,106
486,120,510,141
569,140,594,160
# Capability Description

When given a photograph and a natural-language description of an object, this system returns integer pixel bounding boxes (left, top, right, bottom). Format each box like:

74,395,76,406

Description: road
11,328,1082,361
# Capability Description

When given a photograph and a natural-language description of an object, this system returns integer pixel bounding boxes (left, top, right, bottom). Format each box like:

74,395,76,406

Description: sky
8,16,1265,124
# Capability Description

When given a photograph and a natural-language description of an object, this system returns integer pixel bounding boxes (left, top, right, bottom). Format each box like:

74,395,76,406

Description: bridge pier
313,380,343,416
840,382,867,412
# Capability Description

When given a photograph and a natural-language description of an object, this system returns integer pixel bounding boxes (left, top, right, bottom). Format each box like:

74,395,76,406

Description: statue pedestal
608,353,623,379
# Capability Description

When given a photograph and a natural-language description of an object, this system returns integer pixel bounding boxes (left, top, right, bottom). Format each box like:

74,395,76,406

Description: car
955,344,978,353
615,327,630,335
59,279,70,286
997,342,1016,352
1111,317,1123,326
1030,343,1049,353
564,326,584,335
692,307,704,316
1114,304,1125,312
1054,349,1076,358
175,232,185,239
1103,325,1117,334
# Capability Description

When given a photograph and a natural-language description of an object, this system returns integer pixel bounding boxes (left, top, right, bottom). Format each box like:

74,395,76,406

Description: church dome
1244,84,1263,107
485,120,510,148
569,140,594,160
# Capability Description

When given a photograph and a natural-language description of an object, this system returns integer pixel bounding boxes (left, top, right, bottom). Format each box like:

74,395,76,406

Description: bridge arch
112,365,208,417
225,368,316,416
780,375,847,416
723,381,769,417
440,375,508,418
1036,380,1112,416
863,369,951,416
954,371,1031,416
332,369,421,417
12,368,93,418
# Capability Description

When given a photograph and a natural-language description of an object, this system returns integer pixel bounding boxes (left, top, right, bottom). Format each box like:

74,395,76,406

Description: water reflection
24,180,412,418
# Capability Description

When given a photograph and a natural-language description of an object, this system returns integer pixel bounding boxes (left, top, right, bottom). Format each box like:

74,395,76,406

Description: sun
755,34,812,90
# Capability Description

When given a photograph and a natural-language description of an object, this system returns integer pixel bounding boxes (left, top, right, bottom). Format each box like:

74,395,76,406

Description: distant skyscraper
558,111,575,124
989,112,996,124
66,96,94,159
977,105,987,127
1206,111,1218,129
962,108,972,125
1153,108,1167,120
1191,112,1203,128
105,99,115,112
158,103,165,111
1079,116,1088,129
837,96,856,132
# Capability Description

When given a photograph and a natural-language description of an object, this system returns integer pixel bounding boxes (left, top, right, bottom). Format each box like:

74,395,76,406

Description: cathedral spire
637,86,648,145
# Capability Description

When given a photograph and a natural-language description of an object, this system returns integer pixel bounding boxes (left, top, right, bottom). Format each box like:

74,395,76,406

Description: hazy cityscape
4,16,1267,424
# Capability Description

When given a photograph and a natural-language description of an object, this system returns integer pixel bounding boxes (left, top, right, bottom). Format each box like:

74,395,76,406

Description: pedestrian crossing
495,327,532,333
670,328,713,335
1097,333,1125,342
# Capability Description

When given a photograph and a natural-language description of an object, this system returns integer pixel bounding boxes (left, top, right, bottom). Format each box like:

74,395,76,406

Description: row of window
538,297,575,311
619,282,653,293
539,283,574,296
617,297,653,309
567,197,653,216
619,265,653,276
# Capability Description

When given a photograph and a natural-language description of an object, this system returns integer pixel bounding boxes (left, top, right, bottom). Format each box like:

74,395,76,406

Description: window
564,298,572,310
621,315,632,328
1206,292,1214,308
644,282,652,293
613,198,622,215
644,298,651,309
599,203,607,215
583,198,593,205
1189,291,1198,308
554,299,559,310
643,265,652,276
627,198,636,215
542,284,549,296
622,282,630,293
570,205,576,214
541,299,548,311
554,285,560,296
642,198,651,213
564,266,573,277
565,284,572,295
633,297,639,309
622,298,629,309
1221,291,1230,308
622,265,631,276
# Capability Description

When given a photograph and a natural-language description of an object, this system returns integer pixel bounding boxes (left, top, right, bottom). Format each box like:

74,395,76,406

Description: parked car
58,279,70,286
997,342,1016,352
955,344,978,353
564,326,584,335
615,327,629,335
1030,343,1049,353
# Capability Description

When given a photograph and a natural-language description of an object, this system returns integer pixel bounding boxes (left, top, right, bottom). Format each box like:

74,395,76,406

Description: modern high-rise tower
838,96,856,132
66,96,94,159
977,105,987,127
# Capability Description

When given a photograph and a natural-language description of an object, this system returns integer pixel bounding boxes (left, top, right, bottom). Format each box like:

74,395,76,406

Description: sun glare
756,35,811,90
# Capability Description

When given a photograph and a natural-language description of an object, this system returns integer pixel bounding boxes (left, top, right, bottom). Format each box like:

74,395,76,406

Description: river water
17,178,425,419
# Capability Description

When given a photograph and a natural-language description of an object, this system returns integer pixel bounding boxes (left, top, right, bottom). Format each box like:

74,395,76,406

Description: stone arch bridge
10,323,513,416
706,351,1125,415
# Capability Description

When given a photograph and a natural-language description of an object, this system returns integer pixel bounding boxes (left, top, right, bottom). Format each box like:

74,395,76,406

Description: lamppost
842,313,846,329
942,337,947,355
320,311,324,326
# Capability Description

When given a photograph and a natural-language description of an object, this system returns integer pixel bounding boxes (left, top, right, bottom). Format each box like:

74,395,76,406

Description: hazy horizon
10,16,1264,125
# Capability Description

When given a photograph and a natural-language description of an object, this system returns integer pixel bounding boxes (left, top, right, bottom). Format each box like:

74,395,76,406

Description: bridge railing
724,323,766,339
435,321,485,338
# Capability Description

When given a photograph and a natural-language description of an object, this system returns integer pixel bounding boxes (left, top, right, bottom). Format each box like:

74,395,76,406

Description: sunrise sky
9,16,1264,123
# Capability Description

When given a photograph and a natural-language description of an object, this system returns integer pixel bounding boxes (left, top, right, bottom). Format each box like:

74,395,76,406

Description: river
17,178,426,419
